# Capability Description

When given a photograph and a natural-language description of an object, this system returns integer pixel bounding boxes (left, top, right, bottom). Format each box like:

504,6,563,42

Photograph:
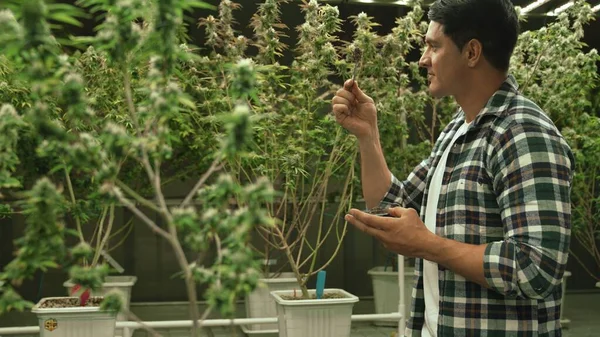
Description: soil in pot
38,297,104,308
281,292,346,300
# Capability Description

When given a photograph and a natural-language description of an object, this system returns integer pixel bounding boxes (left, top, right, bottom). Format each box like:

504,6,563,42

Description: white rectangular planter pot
32,297,116,337
368,265,414,327
64,275,136,337
270,288,359,337
242,272,299,336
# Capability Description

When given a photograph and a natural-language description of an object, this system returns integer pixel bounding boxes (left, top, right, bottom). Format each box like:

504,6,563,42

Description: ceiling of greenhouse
334,0,600,16
328,0,600,51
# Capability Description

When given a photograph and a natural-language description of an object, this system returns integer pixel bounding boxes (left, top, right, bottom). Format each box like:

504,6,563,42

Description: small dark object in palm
364,203,400,217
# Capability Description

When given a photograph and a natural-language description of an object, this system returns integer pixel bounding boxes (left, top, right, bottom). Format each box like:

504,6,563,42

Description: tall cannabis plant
512,0,598,130
194,0,358,298
512,0,600,284
0,1,274,336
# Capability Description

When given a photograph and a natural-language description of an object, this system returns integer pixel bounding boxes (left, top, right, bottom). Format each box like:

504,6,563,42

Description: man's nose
418,53,429,68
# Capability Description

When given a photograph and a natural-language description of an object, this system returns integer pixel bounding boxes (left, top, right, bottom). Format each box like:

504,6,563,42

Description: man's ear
464,39,482,68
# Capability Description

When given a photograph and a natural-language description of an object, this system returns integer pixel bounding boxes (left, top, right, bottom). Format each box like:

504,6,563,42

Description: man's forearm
358,134,392,209
423,235,489,288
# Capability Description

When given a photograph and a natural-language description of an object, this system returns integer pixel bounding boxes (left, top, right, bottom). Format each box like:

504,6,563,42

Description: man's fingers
344,79,355,90
331,95,351,107
342,79,373,104
348,208,393,231
387,207,404,217
335,88,356,103
388,206,416,218
345,213,385,238
332,104,350,117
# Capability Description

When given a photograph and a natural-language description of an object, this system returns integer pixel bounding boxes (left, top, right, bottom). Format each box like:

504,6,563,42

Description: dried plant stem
569,249,600,281
274,224,309,298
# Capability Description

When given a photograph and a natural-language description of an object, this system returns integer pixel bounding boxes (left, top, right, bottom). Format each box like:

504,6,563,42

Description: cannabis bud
352,46,362,81
353,47,362,63
230,58,256,100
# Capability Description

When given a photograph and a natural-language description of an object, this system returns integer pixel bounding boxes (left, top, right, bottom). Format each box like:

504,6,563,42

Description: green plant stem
122,64,156,187
166,225,201,337
92,206,109,266
114,190,171,241
64,168,85,243
89,207,106,250
522,41,549,93
301,153,355,271
181,157,222,208
306,176,329,270
152,158,172,223
116,179,161,213
106,217,134,253
256,225,282,250
120,39,203,336
197,306,214,330
294,130,343,269
152,159,202,335
126,309,162,337
122,65,141,133
92,205,115,266
306,182,353,279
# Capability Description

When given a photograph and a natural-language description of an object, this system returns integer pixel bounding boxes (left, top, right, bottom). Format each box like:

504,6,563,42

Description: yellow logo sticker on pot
44,318,58,331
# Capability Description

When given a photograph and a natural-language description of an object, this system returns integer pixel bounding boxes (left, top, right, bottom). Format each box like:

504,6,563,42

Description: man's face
419,21,468,98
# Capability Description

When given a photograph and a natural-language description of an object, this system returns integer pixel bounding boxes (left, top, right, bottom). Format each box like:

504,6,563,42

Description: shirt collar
457,74,520,127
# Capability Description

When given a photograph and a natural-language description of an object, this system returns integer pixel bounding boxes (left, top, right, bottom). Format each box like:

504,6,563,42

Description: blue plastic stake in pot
316,270,326,299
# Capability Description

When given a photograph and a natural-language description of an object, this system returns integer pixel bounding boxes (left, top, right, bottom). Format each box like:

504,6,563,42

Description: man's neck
454,71,507,123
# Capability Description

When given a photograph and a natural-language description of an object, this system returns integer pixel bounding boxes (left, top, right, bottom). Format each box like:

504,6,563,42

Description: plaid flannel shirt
378,75,574,337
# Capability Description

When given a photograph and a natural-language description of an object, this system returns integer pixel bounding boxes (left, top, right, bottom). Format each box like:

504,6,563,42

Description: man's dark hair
428,0,519,72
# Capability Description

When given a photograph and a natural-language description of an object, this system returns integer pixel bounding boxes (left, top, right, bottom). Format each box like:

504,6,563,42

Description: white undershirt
421,120,470,337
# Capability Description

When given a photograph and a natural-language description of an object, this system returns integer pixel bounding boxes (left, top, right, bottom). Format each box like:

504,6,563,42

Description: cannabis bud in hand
352,46,362,82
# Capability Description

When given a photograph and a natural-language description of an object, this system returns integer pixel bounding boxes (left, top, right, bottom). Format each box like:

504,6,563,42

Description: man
331,0,574,336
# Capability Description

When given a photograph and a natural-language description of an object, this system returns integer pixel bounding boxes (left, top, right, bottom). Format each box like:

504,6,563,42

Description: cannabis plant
511,0,599,130
194,0,358,299
562,112,600,284
511,0,600,284
341,1,456,184
0,1,274,336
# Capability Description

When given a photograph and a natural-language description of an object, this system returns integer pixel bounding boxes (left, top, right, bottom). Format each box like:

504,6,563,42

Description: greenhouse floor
0,292,598,337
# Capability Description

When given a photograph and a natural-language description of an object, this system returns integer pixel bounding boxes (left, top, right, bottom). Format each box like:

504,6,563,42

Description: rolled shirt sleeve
484,121,573,300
